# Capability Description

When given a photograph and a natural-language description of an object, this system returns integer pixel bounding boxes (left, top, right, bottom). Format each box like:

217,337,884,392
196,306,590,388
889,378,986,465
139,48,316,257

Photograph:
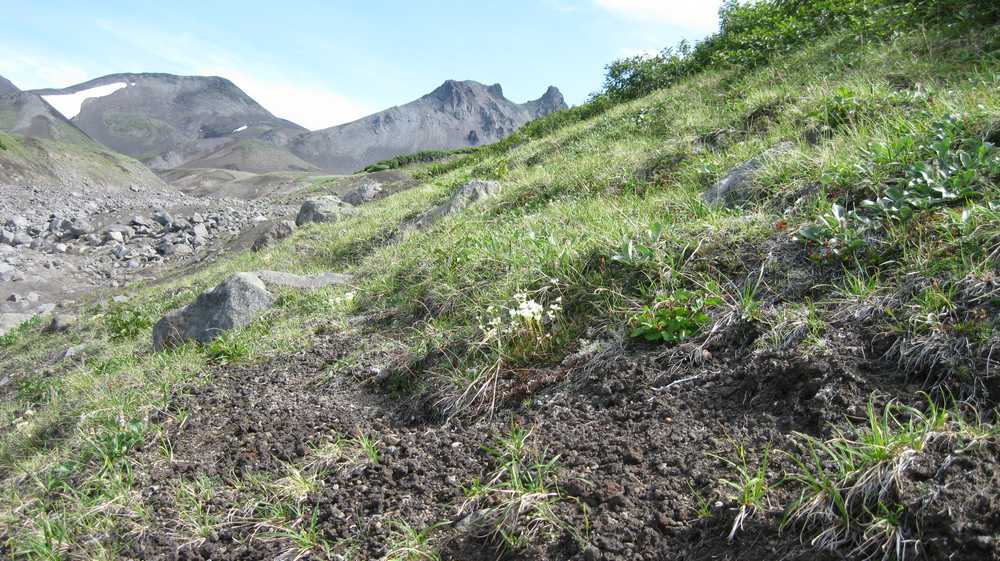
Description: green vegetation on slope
2,2,1000,559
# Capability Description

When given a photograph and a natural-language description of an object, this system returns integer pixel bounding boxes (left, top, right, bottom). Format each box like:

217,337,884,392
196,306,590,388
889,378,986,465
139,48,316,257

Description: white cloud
0,48,91,92
594,0,723,32
207,69,374,131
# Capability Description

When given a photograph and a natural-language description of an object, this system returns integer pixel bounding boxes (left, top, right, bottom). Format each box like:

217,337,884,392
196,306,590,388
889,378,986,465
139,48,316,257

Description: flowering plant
478,282,564,360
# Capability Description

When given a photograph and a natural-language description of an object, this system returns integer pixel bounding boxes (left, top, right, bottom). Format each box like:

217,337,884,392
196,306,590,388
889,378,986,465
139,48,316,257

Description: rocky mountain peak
527,86,567,117
289,79,569,173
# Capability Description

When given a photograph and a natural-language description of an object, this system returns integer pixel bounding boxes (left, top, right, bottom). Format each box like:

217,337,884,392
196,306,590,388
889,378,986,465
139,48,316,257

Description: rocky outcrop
341,182,385,205
704,142,796,207
251,220,296,252
408,180,503,230
295,196,358,227
152,273,274,350
255,270,352,289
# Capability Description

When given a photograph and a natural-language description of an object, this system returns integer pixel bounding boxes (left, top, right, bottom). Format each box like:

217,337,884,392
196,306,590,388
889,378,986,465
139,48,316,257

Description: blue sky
0,1,722,130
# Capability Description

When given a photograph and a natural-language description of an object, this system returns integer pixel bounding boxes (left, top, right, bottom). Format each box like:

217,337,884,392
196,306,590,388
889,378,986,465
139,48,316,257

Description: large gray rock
152,273,274,350
409,180,503,230
251,220,296,252
704,142,796,207
341,182,384,205
295,196,358,227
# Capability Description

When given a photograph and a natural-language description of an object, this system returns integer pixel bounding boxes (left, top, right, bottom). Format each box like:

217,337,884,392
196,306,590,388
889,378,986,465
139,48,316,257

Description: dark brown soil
122,325,1000,561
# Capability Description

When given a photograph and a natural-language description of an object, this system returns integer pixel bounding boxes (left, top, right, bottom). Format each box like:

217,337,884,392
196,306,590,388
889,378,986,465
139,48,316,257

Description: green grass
712,441,772,541
460,424,586,553
780,398,964,559
0,6,999,559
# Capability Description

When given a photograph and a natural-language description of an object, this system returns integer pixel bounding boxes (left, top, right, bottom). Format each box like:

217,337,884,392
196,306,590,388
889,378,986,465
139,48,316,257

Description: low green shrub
600,0,1000,104
797,116,1000,260
103,303,156,340
630,290,721,344
0,315,41,347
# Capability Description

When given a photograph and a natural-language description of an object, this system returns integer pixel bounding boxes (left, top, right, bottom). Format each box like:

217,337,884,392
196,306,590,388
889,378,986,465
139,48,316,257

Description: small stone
153,209,175,228
45,314,75,333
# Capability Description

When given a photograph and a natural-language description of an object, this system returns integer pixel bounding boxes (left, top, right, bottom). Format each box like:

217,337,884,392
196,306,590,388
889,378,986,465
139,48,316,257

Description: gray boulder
131,215,156,230
153,209,174,228
105,224,135,241
5,216,28,231
65,218,93,239
341,182,384,205
11,232,31,246
409,180,502,230
152,273,274,350
156,239,176,256
704,142,796,207
251,220,296,252
296,196,358,227
0,263,16,282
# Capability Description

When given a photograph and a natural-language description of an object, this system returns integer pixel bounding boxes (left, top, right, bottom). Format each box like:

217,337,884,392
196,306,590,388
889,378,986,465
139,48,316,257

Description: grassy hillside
2,2,999,560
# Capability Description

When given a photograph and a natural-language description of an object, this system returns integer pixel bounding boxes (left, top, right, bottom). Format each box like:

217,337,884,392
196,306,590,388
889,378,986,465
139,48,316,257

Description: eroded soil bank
124,325,1000,561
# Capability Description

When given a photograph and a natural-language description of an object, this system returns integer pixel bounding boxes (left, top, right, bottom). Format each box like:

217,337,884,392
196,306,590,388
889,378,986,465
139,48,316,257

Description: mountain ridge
28,73,309,170
28,75,567,174
287,79,568,173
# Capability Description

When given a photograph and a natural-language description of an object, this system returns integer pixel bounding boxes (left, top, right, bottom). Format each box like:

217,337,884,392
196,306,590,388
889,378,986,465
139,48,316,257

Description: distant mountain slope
0,75,18,95
28,75,567,177
0,74,100,146
179,138,319,174
0,130,166,190
0,74,165,190
288,80,567,173
29,73,308,169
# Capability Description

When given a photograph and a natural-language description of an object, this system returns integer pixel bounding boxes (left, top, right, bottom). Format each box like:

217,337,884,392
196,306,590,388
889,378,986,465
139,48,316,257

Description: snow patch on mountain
42,82,128,119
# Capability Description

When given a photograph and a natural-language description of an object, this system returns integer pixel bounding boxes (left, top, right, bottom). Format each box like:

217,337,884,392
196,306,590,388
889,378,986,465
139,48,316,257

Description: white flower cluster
479,288,563,343
332,291,355,306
